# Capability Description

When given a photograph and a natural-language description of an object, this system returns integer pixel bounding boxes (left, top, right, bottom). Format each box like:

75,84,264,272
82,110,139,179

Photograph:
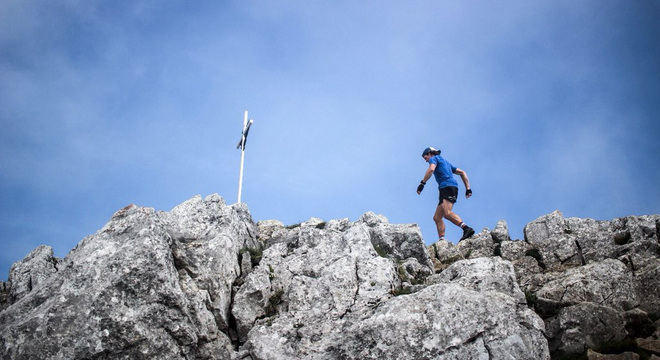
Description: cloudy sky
1,0,659,279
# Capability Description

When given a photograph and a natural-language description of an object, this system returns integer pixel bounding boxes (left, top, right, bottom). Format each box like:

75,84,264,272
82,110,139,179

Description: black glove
466,189,472,197
417,181,426,193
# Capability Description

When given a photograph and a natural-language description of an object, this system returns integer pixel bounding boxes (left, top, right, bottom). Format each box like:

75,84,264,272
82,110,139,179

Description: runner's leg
440,199,463,227
433,204,445,238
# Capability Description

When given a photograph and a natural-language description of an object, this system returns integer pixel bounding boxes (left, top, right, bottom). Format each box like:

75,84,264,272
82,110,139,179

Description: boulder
498,239,531,261
233,214,417,344
456,228,496,259
634,259,660,318
534,259,638,313
523,212,660,272
0,281,8,313
637,338,660,356
428,239,464,272
525,217,582,271
165,195,260,334
7,244,59,303
546,303,628,359
245,260,549,360
0,195,255,359
491,220,511,243
236,214,548,359
358,212,432,268
427,256,526,304
587,349,640,360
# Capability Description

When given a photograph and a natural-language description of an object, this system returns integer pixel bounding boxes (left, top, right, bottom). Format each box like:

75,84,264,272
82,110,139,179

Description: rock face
1,197,658,360
431,210,660,360
0,195,258,359
237,215,547,360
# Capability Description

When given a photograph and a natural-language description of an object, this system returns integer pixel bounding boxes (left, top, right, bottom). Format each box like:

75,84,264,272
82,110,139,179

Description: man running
416,147,475,242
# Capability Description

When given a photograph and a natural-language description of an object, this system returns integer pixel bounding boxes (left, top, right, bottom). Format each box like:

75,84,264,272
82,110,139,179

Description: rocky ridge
0,195,658,359
429,211,660,359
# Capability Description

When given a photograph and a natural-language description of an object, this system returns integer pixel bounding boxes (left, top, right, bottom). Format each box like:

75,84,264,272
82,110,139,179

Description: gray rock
546,303,628,359
634,259,660,318
512,256,544,291
498,239,531,262
359,212,432,268
636,337,660,357
0,281,8,312
524,211,582,271
239,217,548,359
565,215,660,269
233,216,403,344
1,200,657,360
428,257,526,304
329,283,548,360
491,220,511,243
534,259,638,312
624,308,656,338
165,195,260,334
428,239,464,272
399,257,434,288
587,349,641,359
524,210,568,244
256,219,285,243
523,212,660,272
246,278,548,360
0,195,254,359
7,244,59,303
456,228,496,259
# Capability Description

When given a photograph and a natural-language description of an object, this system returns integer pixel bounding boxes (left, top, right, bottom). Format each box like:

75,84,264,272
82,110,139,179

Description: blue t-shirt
429,155,458,189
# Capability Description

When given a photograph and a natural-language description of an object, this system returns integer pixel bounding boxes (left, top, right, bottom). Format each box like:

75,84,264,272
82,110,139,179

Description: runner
416,147,475,242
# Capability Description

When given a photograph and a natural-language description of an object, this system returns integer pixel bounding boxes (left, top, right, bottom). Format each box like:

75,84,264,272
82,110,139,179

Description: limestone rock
236,214,548,359
233,214,409,344
0,281,8,313
165,195,260,334
535,259,638,313
523,211,582,271
546,303,628,359
427,256,526,304
245,261,549,360
358,212,432,268
327,283,548,360
523,211,660,272
632,259,660,318
1,200,658,360
7,244,59,303
587,349,640,360
491,219,511,243
637,338,660,356
427,239,464,272
0,195,254,359
498,239,531,262
256,219,285,243
456,228,496,259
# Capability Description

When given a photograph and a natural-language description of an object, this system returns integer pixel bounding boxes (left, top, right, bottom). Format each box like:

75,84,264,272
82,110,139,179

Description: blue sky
1,1,659,279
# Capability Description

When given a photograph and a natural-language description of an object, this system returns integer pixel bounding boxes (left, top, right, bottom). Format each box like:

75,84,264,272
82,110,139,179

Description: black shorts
439,186,458,205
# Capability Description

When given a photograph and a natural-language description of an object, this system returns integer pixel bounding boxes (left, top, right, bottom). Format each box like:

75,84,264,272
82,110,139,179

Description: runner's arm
417,164,436,194
422,164,436,184
454,168,471,198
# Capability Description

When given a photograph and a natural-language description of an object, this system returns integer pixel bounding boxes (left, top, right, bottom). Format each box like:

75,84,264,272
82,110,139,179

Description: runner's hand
466,189,472,198
417,181,425,194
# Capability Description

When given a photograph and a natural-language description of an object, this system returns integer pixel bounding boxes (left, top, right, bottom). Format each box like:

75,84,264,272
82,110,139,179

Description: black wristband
466,189,472,196
420,180,426,185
